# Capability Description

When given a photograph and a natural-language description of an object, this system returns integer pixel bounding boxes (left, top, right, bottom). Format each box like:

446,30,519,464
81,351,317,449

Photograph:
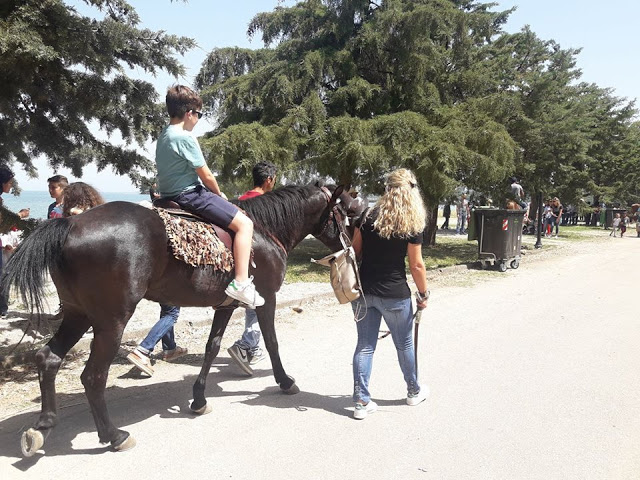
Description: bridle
315,186,349,241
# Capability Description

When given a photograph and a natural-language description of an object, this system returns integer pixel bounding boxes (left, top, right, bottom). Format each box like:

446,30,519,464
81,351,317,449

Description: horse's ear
330,185,345,203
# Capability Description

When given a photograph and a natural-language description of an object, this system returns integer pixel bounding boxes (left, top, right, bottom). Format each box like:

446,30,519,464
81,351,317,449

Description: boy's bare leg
227,212,253,283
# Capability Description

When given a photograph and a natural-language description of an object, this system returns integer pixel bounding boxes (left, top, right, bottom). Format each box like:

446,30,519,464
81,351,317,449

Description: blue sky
14,0,639,192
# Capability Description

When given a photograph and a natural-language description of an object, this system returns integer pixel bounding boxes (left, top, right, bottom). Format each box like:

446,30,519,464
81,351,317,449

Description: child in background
47,175,68,219
62,182,105,216
544,201,553,237
610,213,621,237
620,213,629,237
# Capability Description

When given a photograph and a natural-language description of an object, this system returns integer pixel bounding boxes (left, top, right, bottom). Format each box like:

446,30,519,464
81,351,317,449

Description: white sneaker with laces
407,386,430,406
225,277,265,309
353,400,378,420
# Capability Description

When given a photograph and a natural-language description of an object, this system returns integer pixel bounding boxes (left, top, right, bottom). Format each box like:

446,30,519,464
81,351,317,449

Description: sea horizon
2,190,149,220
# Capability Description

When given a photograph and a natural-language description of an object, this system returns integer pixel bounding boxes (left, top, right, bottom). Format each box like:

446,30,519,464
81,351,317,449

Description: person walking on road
227,161,277,375
441,202,451,230
349,168,429,420
550,197,563,237
127,305,187,376
455,193,469,235
610,213,621,237
620,212,629,237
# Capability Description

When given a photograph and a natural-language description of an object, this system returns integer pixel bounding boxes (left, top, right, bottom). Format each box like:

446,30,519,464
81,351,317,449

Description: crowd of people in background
439,176,639,240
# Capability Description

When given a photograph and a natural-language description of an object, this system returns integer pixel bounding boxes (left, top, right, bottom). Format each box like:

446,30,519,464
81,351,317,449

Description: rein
316,186,347,239
261,229,287,256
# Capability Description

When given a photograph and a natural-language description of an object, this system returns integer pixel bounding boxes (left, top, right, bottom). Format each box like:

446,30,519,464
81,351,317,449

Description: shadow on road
0,360,353,468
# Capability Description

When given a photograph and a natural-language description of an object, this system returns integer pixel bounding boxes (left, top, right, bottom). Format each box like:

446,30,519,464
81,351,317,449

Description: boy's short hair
166,85,203,118
47,174,69,188
252,161,277,187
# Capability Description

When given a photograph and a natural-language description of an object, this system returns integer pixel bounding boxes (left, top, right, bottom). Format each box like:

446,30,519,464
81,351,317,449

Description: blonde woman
350,168,429,420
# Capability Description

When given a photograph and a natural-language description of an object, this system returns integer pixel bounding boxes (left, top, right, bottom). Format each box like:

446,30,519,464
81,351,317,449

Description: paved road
0,236,638,479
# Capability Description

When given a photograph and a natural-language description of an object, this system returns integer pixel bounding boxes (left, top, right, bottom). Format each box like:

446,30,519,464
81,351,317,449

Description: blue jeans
351,295,420,404
233,308,262,353
456,214,466,233
138,304,181,354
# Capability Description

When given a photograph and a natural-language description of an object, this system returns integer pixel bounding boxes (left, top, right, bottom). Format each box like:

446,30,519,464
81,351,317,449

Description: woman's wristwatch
416,290,430,302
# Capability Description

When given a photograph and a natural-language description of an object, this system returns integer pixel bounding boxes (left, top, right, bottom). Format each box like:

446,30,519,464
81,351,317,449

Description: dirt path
0,232,638,479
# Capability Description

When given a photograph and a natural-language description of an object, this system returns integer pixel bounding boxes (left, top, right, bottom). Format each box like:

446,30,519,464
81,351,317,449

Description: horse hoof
21,428,44,457
190,403,213,415
113,435,136,452
282,383,300,395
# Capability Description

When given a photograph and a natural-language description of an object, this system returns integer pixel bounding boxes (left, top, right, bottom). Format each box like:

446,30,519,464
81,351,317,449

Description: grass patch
554,225,608,241
285,237,333,283
285,235,479,283
423,236,478,269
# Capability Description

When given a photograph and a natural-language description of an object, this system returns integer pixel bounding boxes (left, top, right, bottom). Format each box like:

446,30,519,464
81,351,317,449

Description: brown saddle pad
152,198,234,251
153,202,234,272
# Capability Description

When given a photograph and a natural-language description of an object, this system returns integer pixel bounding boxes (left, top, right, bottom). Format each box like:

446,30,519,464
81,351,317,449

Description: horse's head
313,183,368,251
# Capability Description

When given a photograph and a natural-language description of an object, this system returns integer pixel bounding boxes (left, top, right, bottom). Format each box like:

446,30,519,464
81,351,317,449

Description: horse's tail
2,218,73,315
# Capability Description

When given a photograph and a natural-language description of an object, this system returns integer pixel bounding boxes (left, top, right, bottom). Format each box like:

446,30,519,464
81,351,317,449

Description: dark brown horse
3,184,363,456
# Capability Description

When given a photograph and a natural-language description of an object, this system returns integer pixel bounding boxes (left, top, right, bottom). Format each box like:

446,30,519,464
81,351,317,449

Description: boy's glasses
191,109,203,119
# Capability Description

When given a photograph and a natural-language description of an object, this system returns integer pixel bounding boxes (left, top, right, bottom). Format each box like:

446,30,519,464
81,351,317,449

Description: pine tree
196,0,517,243
0,0,194,184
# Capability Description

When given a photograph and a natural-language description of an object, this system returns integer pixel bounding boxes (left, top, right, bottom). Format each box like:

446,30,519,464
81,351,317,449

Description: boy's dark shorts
174,185,238,228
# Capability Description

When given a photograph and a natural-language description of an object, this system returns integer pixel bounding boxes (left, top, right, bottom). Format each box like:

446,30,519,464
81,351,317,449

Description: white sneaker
407,386,430,406
353,400,378,420
126,349,154,376
224,277,265,308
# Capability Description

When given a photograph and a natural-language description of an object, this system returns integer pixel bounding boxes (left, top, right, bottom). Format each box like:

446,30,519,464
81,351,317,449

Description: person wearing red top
227,161,277,374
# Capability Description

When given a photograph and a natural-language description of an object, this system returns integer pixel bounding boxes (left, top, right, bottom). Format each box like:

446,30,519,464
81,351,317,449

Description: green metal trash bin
472,208,526,272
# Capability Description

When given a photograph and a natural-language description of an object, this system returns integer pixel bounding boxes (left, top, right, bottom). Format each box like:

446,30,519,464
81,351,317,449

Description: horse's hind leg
21,310,90,457
80,318,134,451
191,308,234,414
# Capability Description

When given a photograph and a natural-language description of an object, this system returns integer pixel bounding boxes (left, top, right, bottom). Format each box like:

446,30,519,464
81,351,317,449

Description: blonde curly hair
371,168,426,239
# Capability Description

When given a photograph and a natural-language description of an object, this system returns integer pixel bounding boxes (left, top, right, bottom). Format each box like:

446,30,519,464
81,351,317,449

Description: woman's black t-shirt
359,216,423,299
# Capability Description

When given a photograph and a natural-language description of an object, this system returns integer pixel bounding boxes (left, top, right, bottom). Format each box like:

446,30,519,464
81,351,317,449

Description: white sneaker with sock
224,276,265,309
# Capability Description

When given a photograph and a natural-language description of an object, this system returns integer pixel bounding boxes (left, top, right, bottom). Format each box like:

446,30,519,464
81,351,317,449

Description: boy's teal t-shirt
155,124,205,197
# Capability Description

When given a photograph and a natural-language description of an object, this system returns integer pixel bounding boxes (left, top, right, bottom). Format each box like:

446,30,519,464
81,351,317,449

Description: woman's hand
415,290,429,310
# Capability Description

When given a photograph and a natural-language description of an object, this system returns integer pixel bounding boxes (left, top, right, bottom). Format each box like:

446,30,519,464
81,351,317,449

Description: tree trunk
590,195,600,226
529,192,540,225
424,204,438,246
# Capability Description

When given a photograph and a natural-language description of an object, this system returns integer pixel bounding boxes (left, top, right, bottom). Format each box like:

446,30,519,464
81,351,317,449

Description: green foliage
0,0,194,183
197,0,517,213
499,28,639,208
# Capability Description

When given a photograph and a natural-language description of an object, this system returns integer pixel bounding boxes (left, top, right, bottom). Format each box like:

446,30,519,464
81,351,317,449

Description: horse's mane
234,185,320,247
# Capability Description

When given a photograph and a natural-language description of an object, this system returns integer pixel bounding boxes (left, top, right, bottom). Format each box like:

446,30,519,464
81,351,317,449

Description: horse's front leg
190,308,234,414
259,293,299,394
